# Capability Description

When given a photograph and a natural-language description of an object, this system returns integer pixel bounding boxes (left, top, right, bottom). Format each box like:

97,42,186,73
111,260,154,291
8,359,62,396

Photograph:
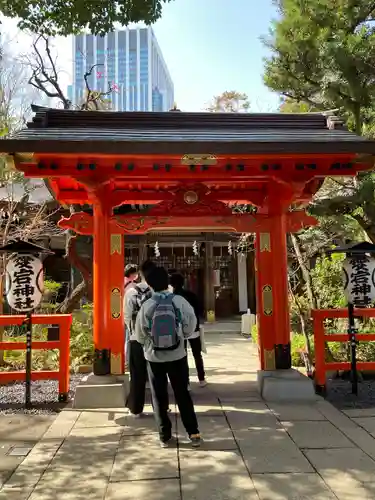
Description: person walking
124,263,139,368
135,266,202,448
170,272,207,388
124,260,155,416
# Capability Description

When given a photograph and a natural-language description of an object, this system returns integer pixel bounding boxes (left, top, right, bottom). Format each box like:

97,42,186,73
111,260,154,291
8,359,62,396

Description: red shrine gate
1,107,374,379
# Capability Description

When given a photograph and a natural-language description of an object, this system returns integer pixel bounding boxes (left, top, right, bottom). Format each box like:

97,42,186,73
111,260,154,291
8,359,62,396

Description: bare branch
25,35,71,110
83,63,103,93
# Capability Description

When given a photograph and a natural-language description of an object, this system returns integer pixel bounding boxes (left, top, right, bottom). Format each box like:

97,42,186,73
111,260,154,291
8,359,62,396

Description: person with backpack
169,272,207,388
124,263,139,368
135,266,201,448
124,260,155,416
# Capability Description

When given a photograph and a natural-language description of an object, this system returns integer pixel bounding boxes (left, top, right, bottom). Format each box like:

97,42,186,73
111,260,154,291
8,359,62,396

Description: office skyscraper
69,27,174,112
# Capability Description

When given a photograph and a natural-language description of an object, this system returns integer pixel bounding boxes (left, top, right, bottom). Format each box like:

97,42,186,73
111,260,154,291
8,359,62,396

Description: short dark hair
147,266,169,292
140,259,156,278
125,263,138,278
170,272,184,290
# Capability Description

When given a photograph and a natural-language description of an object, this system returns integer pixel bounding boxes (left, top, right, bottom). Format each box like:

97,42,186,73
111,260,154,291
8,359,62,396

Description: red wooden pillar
92,198,111,375
255,232,276,370
255,213,291,370
108,233,125,375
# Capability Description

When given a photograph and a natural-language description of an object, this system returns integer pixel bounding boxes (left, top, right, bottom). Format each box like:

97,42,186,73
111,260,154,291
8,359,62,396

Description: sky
152,0,280,111
2,0,280,112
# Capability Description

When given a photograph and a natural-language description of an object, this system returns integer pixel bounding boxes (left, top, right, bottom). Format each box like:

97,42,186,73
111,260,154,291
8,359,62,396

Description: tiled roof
0,107,373,155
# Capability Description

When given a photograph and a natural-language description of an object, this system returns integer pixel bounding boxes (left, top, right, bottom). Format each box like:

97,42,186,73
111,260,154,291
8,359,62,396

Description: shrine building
1,106,374,403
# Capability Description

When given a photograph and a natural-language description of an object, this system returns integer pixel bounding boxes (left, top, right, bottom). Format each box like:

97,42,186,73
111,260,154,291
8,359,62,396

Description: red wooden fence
312,308,375,392
0,314,72,401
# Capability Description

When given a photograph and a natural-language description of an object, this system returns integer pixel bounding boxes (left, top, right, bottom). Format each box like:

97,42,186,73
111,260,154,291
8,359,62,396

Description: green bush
69,303,94,372
1,302,95,373
251,325,315,367
311,253,346,309
291,334,315,367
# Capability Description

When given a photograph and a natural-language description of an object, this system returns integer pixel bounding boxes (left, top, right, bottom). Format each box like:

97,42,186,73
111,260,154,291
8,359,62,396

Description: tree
279,97,320,114
24,35,119,112
206,91,250,113
309,174,375,243
0,40,43,135
0,161,62,364
263,0,375,133
22,36,120,313
0,0,173,36
24,35,71,110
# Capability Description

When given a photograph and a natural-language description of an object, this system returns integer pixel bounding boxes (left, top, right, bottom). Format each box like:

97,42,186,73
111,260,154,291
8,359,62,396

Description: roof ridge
27,108,330,130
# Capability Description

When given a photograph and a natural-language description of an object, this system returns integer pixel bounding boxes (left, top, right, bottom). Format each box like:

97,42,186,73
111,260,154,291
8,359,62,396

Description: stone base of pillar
257,368,319,402
72,373,130,409
93,349,111,376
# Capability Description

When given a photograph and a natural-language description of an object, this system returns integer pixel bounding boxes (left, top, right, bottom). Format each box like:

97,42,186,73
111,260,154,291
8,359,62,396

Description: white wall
237,255,248,312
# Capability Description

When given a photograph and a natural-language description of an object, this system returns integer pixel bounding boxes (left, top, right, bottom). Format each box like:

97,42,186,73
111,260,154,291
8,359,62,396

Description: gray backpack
150,293,181,351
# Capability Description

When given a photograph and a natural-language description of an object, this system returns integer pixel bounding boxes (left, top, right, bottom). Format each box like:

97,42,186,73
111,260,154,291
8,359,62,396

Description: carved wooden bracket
58,212,94,235
58,209,317,236
147,183,233,217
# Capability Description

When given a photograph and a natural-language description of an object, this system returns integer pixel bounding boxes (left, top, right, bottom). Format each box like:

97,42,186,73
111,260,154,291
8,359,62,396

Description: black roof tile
0,107,373,156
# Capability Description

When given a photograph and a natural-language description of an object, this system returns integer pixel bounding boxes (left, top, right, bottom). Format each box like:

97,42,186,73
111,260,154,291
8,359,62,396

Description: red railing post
58,315,71,402
312,310,326,391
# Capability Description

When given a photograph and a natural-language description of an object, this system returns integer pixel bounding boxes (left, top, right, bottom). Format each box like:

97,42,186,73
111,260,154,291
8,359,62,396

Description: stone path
3,331,375,498
0,414,55,489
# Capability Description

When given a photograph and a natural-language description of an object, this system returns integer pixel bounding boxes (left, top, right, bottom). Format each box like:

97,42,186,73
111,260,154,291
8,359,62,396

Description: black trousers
126,340,147,415
147,356,199,442
184,335,205,382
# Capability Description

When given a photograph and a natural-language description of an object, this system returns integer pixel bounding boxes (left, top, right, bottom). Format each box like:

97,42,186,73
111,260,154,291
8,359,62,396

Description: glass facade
72,27,174,111
96,35,105,94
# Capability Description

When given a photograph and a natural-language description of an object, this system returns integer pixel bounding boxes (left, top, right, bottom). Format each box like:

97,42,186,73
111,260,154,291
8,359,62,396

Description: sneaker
129,412,144,419
199,380,208,388
189,434,202,448
160,436,174,448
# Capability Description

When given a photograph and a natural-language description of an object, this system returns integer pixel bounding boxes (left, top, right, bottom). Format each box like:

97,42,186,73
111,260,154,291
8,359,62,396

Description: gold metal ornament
181,154,217,166
184,190,199,204
264,349,275,370
110,353,122,375
259,233,271,252
110,234,122,255
262,285,273,316
111,287,121,319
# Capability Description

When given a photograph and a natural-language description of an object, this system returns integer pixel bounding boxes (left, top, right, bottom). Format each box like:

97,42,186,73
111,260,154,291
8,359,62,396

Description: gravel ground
0,374,84,415
326,376,375,410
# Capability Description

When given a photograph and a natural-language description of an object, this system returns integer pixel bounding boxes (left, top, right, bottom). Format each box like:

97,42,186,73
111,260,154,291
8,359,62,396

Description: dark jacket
174,287,201,331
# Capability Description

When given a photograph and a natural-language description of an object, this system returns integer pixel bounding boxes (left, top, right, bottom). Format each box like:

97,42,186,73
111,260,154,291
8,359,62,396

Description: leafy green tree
279,97,319,113
310,174,375,243
310,253,346,309
263,0,375,133
0,0,172,36
206,91,250,112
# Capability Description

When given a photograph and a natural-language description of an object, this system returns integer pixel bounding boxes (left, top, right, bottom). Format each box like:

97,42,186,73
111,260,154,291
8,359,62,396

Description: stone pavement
0,414,55,489
4,330,375,498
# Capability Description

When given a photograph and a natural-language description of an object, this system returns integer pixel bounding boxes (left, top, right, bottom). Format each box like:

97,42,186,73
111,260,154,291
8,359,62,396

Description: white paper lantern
5,254,43,312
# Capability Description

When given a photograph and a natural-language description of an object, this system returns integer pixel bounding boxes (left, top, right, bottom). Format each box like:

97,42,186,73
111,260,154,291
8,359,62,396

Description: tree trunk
55,229,93,314
290,233,318,309
290,233,336,362
353,104,363,136
56,279,87,314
